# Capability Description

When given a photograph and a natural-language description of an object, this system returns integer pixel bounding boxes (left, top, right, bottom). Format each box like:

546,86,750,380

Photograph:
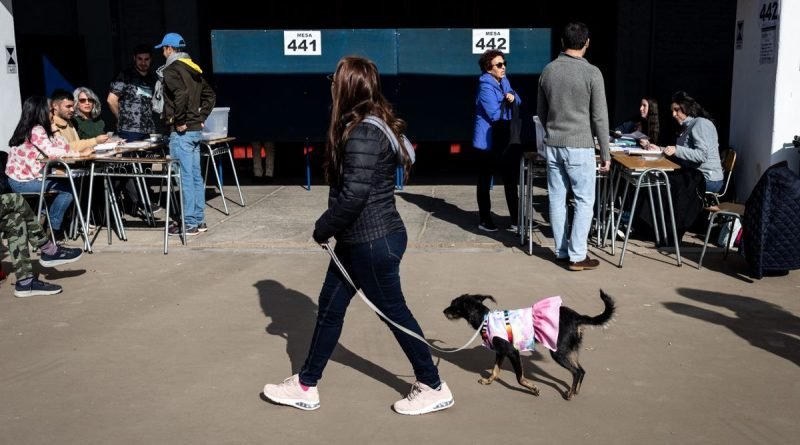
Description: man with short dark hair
108,44,158,142
107,44,160,217
155,32,216,235
537,22,611,271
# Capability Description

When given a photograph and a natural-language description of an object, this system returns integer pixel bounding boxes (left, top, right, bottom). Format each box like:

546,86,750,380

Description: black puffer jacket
313,123,405,244
743,163,800,278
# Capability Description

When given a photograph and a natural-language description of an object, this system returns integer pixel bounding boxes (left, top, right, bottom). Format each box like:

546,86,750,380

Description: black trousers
475,123,522,225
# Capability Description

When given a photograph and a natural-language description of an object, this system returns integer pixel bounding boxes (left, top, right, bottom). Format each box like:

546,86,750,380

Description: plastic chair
698,201,744,269
705,148,736,209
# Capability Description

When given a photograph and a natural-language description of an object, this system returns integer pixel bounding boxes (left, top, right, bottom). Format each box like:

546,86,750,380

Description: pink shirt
5,125,72,181
481,296,562,352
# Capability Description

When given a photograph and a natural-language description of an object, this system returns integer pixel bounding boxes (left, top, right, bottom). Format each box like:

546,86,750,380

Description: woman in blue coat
472,49,522,232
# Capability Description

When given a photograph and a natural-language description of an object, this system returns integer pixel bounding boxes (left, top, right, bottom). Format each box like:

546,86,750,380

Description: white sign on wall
759,0,780,64
472,29,510,54
5,45,16,74
759,0,780,29
283,30,321,56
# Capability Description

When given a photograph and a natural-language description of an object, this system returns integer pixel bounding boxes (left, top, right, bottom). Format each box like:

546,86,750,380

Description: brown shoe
568,257,600,271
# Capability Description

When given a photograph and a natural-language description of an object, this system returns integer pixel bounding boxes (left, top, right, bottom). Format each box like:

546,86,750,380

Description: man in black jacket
155,32,216,235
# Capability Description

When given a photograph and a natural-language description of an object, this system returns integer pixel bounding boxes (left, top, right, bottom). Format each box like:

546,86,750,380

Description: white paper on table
119,141,152,149
94,142,117,151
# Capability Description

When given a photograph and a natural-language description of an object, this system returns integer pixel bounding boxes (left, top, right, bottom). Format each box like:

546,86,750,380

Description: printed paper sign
284,30,321,56
759,0,780,29
6,46,17,74
472,29,510,54
758,0,780,64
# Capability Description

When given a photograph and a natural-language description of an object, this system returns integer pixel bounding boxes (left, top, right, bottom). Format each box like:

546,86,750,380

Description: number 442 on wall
472,29,510,55
759,0,780,29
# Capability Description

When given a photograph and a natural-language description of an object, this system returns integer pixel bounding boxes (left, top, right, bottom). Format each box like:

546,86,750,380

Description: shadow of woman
255,279,412,395
665,288,800,366
397,191,491,235
429,342,569,397
397,191,550,245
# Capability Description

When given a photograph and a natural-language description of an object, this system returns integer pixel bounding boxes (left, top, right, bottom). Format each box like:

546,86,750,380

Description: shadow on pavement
397,191,515,241
665,288,800,366
428,341,569,398
255,278,411,395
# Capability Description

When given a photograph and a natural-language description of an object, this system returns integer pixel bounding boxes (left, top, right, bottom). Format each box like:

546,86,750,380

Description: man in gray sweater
537,22,610,271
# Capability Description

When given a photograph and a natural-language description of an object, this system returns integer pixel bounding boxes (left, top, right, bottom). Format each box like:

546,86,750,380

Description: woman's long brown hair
324,56,413,185
643,96,660,144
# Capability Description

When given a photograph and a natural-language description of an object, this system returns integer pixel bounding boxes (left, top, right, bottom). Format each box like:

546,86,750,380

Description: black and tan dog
443,290,615,399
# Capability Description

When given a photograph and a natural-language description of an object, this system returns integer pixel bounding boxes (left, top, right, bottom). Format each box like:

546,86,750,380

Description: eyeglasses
78,98,95,104
326,74,335,84
493,62,506,69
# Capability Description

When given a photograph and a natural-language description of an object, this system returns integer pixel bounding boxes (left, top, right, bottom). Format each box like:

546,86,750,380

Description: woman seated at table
649,91,724,192
6,96,94,241
614,96,661,147
72,87,106,139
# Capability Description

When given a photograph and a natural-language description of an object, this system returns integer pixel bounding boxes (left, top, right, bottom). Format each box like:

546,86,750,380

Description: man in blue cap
154,32,216,236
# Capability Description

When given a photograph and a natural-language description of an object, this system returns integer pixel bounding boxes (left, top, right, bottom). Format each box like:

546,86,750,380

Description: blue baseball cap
155,33,186,49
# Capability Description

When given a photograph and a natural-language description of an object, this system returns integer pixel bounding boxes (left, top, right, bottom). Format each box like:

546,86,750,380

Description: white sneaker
393,381,454,415
263,374,320,411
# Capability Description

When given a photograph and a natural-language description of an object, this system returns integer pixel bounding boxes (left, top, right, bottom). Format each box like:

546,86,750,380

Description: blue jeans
118,131,148,142
706,179,723,193
298,231,441,389
8,178,73,231
545,145,596,262
169,131,205,227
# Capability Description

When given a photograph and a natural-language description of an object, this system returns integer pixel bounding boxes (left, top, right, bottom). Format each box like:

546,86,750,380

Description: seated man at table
1,192,83,297
50,89,110,152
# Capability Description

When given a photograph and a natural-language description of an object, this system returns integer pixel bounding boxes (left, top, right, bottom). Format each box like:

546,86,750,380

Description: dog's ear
479,295,496,304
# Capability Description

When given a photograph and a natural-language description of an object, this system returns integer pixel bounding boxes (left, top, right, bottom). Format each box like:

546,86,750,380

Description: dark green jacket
72,116,106,139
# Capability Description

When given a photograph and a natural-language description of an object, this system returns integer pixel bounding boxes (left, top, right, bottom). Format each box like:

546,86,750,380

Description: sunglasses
78,98,96,104
493,62,506,69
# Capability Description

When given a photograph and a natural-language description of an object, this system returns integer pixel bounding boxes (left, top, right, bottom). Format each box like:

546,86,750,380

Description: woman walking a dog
263,56,455,415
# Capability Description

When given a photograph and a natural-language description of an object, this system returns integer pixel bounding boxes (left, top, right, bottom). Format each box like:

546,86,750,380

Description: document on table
94,142,117,152
119,141,152,149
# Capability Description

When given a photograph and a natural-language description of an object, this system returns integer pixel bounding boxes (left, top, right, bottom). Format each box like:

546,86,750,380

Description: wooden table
86,155,184,254
605,153,683,267
39,141,185,254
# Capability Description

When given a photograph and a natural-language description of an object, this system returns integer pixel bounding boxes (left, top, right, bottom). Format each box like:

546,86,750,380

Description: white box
202,107,230,141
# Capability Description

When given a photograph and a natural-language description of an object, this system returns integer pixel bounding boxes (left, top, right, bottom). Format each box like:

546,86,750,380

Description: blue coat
472,72,521,150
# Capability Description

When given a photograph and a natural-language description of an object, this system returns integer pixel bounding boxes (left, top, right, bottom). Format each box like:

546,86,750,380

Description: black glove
312,229,328,244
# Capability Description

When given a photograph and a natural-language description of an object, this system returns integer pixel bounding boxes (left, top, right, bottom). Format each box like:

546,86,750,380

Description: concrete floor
1,183,798,444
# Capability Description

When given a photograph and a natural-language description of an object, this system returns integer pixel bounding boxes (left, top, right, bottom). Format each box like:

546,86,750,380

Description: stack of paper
120,141,152,149
94,142,117,152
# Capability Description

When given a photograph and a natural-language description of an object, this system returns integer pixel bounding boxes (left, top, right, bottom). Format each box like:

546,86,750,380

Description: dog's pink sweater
481,296,562,352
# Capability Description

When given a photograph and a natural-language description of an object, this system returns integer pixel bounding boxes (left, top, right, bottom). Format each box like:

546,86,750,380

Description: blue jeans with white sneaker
169,131,205,228
298,231,441,389
545,145,596,262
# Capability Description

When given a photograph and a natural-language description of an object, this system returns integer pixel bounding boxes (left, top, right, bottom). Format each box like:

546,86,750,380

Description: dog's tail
576,290,616,326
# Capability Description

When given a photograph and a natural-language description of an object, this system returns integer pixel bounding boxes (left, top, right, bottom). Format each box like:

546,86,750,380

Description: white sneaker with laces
263,374,320,411
393,381,454,415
